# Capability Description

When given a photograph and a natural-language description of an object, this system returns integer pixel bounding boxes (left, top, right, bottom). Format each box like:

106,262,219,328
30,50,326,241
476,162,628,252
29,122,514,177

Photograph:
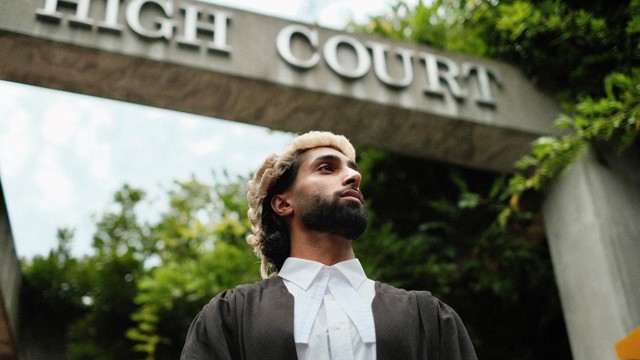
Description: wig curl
246,131,356,278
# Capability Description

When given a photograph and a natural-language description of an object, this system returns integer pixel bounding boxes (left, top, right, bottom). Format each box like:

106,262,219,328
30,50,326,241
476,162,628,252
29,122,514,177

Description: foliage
20,228,90,356
506,69,640,217
354,149,569,359
127,177,258,359
354,0,639,206
21,176,259,359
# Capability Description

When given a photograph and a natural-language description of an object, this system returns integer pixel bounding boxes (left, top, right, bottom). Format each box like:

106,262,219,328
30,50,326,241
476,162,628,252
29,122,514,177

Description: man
181,131,477,359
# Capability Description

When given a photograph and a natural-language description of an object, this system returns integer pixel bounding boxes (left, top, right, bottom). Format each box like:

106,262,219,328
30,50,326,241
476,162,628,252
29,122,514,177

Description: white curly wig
246,131,356,278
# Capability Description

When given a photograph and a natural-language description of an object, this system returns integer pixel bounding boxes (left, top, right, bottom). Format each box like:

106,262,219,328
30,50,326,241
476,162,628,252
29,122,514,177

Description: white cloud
318,2,356,28
345,0,388,21
0,111,34,178
42,102,81,145
189,137,223,156
76,109,115,181
201,0,388,26
34,152,75,209
205,0,302,19
181,114,203,129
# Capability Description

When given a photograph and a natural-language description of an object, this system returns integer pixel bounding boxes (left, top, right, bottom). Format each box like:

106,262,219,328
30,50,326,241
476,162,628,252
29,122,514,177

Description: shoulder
373,282,460,325
374,281,433,299
204,277,286,311
374,282,477,359
372,281,436,320
205,277,284,305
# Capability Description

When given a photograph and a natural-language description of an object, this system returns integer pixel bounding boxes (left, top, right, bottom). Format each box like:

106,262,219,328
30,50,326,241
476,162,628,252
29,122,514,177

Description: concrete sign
0,0,560,171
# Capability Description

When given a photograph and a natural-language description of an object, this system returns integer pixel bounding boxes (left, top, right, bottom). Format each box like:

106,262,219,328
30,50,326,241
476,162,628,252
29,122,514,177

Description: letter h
36,0,94,27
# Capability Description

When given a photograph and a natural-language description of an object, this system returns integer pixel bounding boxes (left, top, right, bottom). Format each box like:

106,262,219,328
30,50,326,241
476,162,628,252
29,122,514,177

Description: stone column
543,146,640,360
0,178,20,360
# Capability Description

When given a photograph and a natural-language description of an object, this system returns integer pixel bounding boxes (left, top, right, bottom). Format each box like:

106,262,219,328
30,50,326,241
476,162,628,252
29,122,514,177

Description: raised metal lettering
35,0,93,27
67,0,93,27
276,24,320,69
126,0,174,40
35,0,65,22
177,5,231,53
367,41,413,88
420,53,466,100
462,63,502,106
97,0,124,32
324,34,370,79
31,0,503,108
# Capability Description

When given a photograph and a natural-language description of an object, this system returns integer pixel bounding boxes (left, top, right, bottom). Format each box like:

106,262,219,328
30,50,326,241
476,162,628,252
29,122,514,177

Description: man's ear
271,194,293,217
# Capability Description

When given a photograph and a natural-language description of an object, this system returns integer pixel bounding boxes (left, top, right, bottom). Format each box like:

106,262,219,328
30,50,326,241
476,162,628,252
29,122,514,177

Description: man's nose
344,168,361,188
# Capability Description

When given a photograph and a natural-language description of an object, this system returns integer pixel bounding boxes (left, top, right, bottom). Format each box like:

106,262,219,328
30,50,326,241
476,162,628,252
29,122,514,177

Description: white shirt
279,257,377,360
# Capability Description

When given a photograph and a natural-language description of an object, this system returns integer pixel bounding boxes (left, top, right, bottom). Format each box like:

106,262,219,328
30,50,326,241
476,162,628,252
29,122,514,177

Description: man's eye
319,164,332,172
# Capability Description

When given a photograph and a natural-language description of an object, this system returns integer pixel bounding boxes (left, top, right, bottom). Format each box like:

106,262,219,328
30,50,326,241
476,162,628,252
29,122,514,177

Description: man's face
285,147,368,240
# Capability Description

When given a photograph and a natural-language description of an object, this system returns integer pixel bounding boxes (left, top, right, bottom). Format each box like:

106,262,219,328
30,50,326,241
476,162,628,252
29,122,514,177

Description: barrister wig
246,131,356,279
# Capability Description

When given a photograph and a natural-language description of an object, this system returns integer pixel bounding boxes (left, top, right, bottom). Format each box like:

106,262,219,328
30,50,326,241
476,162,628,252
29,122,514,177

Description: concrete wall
0,178,20,360
543,146,640,360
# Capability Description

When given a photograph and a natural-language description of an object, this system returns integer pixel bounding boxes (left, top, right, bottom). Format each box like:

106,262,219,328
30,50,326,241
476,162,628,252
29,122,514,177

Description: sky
0,0,407,259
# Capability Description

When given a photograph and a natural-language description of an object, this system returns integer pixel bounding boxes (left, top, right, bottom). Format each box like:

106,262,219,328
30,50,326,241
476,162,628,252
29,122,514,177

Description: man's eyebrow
311,154,360,171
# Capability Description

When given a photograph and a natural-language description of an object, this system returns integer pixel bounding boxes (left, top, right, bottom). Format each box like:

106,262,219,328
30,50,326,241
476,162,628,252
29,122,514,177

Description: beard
300,190,368,240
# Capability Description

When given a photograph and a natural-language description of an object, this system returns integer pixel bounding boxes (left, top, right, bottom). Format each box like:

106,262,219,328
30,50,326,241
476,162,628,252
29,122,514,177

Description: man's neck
289,232,355,266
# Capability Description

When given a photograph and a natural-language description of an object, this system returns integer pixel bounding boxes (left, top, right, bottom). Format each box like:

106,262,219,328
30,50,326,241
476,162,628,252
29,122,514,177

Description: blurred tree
126,177,259,360
354,149,568,359
65,185,146,359
20,228,89,358
21,176,259,360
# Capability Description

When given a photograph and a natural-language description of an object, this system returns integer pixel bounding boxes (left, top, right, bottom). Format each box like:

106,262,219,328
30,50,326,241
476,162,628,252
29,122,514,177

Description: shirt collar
332,258,368,290
279,257,368,291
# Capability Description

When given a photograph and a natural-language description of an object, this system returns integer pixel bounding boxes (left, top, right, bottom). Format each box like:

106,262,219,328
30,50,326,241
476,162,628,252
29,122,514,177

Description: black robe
181,277,477,360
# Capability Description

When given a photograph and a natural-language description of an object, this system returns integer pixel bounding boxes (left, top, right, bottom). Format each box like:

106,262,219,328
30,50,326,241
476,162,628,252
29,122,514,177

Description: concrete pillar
0,178,20,360
543,146,640,360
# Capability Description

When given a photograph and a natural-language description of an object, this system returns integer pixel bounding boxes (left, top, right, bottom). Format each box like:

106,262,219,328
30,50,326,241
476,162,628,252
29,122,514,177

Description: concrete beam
0,0,561,172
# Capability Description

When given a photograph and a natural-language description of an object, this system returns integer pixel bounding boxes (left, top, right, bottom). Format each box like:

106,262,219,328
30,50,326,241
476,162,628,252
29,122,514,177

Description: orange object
616,327,640,360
